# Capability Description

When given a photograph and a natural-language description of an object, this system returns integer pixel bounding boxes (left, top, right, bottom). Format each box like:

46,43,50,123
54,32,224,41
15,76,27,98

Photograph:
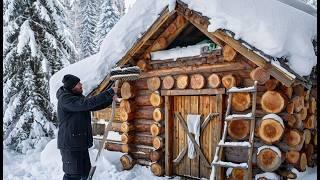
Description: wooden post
165,96,173,176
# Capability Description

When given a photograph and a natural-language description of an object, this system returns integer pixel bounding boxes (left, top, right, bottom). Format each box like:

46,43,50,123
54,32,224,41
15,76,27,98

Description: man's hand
111,86,118,93
113,95,122,103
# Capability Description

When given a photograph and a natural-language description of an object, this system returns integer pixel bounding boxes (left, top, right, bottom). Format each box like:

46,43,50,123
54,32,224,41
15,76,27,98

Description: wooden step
218,141,251,148
225,113,254,121
211,161,248,169
227,86,256,93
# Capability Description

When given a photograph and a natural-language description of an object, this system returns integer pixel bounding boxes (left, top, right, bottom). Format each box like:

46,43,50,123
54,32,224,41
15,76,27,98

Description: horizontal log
160,88,225,96
135,95,152,106
130,150,164,162
121,133,154,146
135,107,154,119
134,79,148,90
140,62,249,78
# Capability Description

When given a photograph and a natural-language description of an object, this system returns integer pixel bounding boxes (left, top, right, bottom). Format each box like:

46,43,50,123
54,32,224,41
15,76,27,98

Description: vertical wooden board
184,96,191,176
199,96,205,178
177,96,186,175
173,96,179,175
203,96,211,178
208,96,217,179
190,96,200,177
165,96,173,176
216,94,224,180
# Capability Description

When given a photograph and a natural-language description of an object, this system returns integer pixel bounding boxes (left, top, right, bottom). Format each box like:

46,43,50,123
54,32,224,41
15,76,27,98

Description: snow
17,20,38,57
257,145,282,157
262,113,285,128
227,86,255,93
4,138,181,180
50,0,168,108
225,113,253,120
50,0,317,108
218,140,251,147
226,167,233,177
151,43,215,60
182,0,317,76
168,0,176,12
255,172,280,180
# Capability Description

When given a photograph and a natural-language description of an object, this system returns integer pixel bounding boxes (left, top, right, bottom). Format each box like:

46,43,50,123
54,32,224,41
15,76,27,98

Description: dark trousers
60,149,91,180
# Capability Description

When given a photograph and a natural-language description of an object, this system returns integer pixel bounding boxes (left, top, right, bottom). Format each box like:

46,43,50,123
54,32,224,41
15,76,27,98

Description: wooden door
173,95,223,179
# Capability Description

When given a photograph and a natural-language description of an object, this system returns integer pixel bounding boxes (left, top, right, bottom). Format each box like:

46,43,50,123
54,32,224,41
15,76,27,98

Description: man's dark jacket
56,87,114,151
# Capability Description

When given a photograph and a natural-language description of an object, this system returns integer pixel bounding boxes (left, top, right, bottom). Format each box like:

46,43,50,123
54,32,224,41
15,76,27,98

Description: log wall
91,12,316,179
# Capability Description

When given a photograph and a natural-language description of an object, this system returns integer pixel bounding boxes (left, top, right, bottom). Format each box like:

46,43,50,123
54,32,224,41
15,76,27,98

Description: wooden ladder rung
211,161,248,169
218,141,251,148
225,113,254,121
227,86,256,93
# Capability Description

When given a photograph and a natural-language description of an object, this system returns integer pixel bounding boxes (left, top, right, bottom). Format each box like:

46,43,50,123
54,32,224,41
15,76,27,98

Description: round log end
150,163,164,176
257,147,281,172
284,130,302,147
190,74,205,89
208,73,221,88
231,92,251,112
150,123,162,137
162,75,175,90
222,74,237,89
261,91,287,113
153,108,164,122
258,119,284,144
121,82,135,99
147,77,161,91
250,67,270,84
228,120,249,140
153,136,164,150
176,75,189,89
231,168,247,180
120,154,135,170
149,151,162,162
150,92,163,107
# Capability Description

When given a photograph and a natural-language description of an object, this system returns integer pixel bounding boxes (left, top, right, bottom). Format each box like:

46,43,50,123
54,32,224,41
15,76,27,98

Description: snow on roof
49,0,168,108
50,0,317,108
183,0,317,76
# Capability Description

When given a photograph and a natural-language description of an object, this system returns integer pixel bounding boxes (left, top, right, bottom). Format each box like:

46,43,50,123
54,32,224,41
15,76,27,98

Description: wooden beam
141,62,249,78
212,30,295,86
165,96,173,176
161,88,225,96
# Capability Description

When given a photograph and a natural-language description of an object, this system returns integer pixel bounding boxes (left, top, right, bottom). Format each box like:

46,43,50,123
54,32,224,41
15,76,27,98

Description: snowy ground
3,138,179,180
3,138,317,180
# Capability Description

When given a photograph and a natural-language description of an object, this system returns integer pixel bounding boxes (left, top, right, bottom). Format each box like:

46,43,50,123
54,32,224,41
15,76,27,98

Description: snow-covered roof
50,0,317,108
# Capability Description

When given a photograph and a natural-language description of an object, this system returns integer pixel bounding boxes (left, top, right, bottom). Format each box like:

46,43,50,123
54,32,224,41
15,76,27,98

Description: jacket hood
56,86,68,99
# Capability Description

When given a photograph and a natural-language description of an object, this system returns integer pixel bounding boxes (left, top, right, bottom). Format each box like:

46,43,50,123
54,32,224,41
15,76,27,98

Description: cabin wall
92,45,317,179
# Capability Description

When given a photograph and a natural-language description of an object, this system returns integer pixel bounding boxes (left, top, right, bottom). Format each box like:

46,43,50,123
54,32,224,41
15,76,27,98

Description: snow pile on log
150,43,217,60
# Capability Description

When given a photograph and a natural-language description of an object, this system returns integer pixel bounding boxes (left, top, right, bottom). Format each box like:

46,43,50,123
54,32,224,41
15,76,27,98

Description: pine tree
3,0,76,153
79,0,99,59
95,0,120,52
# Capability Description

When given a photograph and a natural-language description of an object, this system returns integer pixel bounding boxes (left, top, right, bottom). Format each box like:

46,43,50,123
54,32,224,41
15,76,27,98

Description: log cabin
89,1,317,179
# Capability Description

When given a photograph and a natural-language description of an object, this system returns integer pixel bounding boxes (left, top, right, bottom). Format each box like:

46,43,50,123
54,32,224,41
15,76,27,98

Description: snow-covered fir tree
79,0,99,59
94,0,121,52
3,0,76,153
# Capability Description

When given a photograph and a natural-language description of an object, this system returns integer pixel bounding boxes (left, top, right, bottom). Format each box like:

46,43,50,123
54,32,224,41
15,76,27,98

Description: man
56,74,117,180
